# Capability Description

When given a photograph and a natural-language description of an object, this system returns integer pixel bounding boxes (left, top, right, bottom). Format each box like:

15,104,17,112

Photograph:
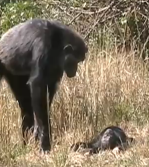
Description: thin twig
67,12,82,26
84,2,115,39
69,5,113,15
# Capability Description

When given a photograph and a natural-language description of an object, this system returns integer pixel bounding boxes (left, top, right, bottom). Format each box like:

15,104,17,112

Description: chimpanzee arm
48,83,58,106
47,83,57,142
27,43,51,151
29,73,50,152
32,82,58,144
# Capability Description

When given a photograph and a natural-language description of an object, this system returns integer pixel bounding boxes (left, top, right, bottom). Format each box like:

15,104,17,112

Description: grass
0,47,149,166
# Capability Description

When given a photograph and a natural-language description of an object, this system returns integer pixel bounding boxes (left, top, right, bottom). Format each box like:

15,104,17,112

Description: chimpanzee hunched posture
71,126,134,154
0,18,88,153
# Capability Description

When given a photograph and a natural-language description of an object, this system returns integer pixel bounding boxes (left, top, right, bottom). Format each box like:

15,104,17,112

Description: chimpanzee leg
29,80,50,152
4,73,34,145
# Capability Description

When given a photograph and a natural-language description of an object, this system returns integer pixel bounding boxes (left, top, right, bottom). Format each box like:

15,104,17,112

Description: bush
1,0,42,34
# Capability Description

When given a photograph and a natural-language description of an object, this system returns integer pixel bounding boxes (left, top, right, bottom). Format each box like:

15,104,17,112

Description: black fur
0,18,88,152
71,126,134,154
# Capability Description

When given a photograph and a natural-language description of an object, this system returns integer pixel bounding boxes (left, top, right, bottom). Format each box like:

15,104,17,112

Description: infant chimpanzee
71,126,134,154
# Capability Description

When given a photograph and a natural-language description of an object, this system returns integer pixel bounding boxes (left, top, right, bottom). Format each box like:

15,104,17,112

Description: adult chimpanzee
0,18,88,152
71,126,134,154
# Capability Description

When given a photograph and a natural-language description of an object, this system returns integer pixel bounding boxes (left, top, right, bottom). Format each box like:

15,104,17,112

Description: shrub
1,0,42,34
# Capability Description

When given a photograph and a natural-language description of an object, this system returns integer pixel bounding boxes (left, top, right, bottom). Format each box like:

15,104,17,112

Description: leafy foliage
1,0,42,34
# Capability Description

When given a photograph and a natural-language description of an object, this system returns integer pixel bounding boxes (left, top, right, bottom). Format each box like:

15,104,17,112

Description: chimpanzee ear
63,44,73,54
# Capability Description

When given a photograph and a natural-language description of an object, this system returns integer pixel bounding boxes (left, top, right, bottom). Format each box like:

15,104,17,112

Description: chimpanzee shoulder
0,19,64,74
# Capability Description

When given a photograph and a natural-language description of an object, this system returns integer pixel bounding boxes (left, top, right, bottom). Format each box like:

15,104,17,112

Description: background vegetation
0,0,149,166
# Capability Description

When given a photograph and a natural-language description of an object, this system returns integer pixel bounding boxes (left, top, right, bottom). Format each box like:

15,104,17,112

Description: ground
0,49,149,167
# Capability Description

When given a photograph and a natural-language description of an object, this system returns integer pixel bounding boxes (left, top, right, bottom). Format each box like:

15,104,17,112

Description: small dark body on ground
71,126,134,154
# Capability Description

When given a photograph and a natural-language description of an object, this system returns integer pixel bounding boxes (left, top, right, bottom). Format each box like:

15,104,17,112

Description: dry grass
0,47,149,166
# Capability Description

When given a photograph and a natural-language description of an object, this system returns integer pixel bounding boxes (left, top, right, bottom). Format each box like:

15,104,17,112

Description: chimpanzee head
63,42,88,78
